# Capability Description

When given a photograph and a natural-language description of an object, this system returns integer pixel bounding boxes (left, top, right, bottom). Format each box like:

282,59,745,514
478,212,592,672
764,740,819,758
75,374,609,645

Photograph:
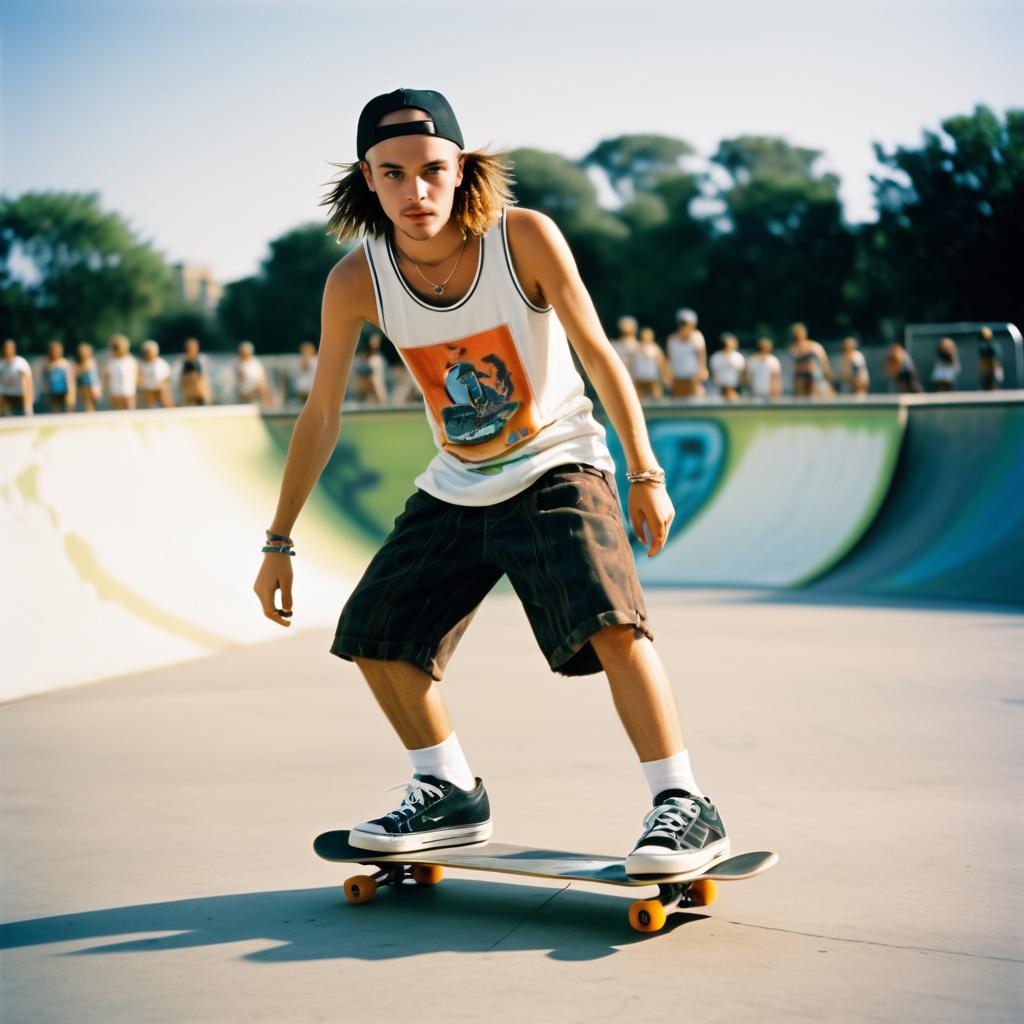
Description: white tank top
632,344,662,383
363,209,614,506
668,333,704,378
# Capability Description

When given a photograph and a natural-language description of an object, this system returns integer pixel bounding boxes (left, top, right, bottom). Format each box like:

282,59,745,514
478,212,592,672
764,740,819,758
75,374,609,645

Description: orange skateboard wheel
687,878,718,907
344,874,378,904
629,899,667,933
411,864,444,886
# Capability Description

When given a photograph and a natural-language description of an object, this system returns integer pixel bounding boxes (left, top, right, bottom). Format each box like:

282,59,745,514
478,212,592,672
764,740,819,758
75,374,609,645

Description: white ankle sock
408,732,476,791
642,750,704,800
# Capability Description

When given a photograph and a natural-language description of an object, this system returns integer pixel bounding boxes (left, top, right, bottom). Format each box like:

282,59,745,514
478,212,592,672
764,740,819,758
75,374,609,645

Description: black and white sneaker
625,790,731,876
347,774,492,853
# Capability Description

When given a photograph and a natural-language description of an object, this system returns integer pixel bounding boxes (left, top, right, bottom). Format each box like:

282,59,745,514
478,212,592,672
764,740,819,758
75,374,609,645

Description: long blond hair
320,151,515,241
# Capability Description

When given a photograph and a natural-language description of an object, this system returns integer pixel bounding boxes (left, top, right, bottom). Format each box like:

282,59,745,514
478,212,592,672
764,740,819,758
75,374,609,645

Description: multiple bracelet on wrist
262,530,295,556
626,466,667,486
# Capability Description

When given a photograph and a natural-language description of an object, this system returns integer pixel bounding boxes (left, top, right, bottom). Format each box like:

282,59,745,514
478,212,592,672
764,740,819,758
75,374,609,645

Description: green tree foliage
0,192,173,354
218,224,346,352
702,136,854,336
861,105,1023,330
585,134,694,200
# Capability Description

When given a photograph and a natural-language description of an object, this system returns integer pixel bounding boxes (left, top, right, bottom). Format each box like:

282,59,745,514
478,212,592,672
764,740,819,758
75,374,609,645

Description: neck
391,218,465,265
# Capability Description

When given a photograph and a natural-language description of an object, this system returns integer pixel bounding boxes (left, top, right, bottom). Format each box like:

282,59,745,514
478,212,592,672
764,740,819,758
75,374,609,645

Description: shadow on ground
0,880,708,963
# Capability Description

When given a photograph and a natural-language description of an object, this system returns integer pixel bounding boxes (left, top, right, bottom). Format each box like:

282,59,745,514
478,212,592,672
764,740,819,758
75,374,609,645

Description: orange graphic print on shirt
401,323,542,463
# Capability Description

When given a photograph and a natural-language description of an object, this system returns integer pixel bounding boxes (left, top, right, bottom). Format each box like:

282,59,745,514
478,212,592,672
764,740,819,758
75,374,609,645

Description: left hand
628,484,675,557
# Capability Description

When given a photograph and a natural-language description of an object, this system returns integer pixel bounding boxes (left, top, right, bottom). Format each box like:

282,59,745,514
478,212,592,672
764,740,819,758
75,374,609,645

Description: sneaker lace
384,779,445,821
640,797,701,842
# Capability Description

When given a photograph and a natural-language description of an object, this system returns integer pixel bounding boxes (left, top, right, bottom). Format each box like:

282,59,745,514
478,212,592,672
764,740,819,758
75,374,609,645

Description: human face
3,340,15,360
362,112,464,241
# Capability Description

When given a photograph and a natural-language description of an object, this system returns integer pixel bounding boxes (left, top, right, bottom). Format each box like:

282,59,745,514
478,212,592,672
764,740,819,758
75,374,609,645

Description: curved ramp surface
0,408,370,701
817,398,1024,602
605,406,906,588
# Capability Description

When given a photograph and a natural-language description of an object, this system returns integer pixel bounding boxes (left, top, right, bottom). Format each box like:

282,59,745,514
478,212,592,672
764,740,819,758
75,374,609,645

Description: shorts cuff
549,610,654,677
329,635,444,681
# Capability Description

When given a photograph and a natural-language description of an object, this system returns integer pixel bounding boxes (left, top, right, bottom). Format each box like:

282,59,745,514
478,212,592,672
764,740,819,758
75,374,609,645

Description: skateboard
313,830,777,933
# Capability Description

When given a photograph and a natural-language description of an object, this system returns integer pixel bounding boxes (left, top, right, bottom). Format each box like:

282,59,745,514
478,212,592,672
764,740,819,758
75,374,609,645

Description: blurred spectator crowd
0,332,421,416
0,318,1008,418
609,311,1008,403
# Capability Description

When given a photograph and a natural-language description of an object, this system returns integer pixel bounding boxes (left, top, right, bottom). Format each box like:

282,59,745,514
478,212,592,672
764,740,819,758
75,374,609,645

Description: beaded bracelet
626,467,667,485
262,545,296,556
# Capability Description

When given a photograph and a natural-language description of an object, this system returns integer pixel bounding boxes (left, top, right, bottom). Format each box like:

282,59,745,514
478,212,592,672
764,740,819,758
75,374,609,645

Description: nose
407,176,429,201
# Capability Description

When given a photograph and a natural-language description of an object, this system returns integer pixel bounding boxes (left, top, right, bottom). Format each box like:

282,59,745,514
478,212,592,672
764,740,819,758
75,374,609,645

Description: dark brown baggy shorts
330,462,652,679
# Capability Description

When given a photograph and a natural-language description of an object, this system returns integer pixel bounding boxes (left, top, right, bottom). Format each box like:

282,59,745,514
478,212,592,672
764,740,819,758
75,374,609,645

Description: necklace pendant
434,284,445,296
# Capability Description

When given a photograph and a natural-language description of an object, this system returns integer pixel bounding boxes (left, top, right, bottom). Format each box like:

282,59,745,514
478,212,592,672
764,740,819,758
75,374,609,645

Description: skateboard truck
342,861,719,933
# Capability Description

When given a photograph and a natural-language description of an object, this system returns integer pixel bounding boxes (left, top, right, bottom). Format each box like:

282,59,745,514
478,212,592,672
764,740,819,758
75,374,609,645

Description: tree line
2,105,1021,356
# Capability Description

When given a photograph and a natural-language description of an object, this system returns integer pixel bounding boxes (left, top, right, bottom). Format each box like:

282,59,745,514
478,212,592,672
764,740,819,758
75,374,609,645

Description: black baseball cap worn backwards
357,88,464,162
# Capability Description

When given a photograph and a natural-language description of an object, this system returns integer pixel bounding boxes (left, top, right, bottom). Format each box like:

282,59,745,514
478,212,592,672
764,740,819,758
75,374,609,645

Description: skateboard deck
314,830,777,933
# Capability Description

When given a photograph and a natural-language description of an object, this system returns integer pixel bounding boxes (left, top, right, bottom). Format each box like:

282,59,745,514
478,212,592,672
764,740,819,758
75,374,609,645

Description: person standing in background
43,340,75,412
709,333,745,401
235,341,272,405
104,334,138,410
366,333,389,403
837,337,870,396
75,342,102,412
789,323,832,397
745,336,781,399
930,337,960,392
632,327,671,401
178,337,211,406
978,327,1004,390
667,308,706,398
1,339,34,416
138,340,175,408
610,316,641,387
289,340,319,405
884,342,923,394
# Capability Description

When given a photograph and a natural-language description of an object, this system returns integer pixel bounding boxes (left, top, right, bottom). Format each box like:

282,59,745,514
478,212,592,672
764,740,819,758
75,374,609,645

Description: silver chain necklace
397,233,468,296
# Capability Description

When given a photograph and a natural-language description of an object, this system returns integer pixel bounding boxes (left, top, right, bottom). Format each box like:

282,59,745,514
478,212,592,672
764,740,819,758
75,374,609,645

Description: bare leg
589,624,685,761
353,656,452,750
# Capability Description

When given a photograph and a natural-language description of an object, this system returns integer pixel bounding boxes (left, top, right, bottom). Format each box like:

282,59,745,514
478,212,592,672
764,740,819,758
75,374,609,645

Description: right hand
253,553,294,627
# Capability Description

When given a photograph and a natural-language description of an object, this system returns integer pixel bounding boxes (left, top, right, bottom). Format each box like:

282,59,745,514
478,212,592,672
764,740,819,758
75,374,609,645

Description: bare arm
253,249,371,625
506,208,674,556
23,365,34,413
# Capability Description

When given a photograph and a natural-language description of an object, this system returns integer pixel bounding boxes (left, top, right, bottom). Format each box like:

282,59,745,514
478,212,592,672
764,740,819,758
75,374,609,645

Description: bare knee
589,623,642,660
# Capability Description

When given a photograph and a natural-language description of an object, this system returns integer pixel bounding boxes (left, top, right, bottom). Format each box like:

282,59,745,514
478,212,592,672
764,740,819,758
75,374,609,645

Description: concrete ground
1,589,1021,1023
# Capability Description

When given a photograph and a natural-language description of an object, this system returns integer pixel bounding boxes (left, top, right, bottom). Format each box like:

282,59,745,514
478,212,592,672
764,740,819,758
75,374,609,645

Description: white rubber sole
348,820,493,853
625,836,732,877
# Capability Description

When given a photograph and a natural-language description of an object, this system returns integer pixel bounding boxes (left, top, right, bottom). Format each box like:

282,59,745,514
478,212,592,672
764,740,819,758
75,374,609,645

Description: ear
454,152,466,188
360,160,376,193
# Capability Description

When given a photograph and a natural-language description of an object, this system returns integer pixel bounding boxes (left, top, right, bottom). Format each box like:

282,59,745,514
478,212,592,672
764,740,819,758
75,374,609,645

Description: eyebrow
376,159,449,170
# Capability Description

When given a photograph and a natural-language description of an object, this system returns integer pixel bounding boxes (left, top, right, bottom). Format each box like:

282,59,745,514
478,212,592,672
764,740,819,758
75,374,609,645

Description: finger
254,582,291,627
280,576,293,616
648,518,670,557
636,509,654,553
630,506,647,544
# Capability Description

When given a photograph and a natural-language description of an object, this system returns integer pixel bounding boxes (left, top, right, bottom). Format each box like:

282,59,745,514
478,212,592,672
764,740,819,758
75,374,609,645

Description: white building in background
172,262,223,316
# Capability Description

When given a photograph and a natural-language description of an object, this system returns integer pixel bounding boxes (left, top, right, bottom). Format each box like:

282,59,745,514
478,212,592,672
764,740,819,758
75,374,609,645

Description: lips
404,210,432,220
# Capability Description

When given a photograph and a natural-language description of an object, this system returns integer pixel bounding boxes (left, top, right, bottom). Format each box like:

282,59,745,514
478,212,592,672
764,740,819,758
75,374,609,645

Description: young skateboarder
253,89,729,874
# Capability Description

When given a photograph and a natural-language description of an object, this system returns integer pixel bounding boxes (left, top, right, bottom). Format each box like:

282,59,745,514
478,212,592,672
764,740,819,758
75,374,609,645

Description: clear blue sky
3,0,1021,283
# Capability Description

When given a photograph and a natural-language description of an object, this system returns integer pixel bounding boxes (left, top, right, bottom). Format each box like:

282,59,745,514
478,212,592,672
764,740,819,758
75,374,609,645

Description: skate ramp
0,408,386,702
604,405,907,588
814,398,1024,602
